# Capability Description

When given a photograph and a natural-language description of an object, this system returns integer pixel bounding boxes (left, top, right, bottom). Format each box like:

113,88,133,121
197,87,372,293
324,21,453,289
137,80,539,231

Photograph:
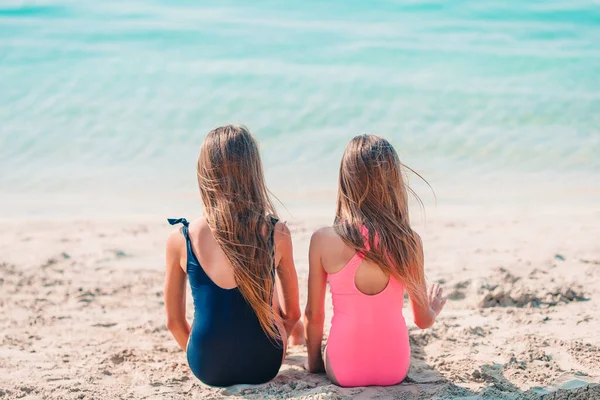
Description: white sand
1,200,599,399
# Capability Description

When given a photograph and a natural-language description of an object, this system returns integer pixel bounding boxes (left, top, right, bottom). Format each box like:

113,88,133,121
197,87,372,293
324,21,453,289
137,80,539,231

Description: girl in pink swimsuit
304,135,447,387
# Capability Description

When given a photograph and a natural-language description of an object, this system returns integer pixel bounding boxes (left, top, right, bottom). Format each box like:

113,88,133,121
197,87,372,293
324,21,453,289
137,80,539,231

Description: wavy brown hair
197,125,281,340
335,134,428,306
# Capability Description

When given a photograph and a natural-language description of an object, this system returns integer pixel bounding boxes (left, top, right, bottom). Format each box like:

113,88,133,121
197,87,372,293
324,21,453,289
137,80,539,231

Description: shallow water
1,0,599,214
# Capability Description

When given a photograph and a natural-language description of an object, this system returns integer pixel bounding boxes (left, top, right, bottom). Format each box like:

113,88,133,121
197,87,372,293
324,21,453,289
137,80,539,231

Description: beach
1,193,599,399
2,0,600,398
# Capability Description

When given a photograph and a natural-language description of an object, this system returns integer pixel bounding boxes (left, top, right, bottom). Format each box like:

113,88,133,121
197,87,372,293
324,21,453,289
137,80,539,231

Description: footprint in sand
478,268,587,308
106,349,135,366
18,386,35,395
479,282,587,308
448,279,471,301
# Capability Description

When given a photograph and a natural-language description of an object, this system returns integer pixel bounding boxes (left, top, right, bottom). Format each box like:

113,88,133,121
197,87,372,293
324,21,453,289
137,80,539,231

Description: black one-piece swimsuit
167,217,283,387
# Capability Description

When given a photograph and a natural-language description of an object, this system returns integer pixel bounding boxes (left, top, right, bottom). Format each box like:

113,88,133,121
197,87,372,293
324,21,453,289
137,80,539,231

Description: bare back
183,217,285,289
174,217,300,342
318,226,390,296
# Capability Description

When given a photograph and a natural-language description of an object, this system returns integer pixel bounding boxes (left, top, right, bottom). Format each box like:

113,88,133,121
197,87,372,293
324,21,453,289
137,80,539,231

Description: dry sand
1,203,599,399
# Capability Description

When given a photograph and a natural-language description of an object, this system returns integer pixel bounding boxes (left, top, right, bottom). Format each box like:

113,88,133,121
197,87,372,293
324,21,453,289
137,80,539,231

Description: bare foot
289,320,305,346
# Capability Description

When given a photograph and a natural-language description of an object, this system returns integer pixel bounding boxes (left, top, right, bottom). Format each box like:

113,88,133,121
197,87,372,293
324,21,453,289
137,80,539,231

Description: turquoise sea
1,0,599,214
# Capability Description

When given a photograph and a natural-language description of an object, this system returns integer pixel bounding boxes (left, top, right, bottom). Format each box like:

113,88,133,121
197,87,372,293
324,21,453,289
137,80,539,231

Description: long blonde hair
197,125,281,340
335,134,427,306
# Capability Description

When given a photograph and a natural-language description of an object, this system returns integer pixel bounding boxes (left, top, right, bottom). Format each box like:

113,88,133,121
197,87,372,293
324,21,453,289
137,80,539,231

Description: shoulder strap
168,218,190,240
168,217,199,274
360,225,371,251
167,218,190,244
268,215,279,249
268,216,279,278
349,225,372,264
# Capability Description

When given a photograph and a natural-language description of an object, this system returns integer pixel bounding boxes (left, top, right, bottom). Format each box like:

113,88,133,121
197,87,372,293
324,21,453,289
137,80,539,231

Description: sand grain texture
1,205,599,399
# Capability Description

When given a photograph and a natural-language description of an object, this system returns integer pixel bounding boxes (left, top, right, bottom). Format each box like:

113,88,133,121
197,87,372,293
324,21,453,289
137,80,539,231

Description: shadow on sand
224,333,599,400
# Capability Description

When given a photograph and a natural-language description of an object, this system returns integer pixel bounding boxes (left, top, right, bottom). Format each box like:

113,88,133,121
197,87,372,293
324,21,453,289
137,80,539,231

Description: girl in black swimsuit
164,125,302,386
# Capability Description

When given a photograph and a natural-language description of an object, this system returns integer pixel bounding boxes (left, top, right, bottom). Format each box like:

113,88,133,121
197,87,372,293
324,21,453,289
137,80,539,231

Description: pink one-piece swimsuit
326,230,410,387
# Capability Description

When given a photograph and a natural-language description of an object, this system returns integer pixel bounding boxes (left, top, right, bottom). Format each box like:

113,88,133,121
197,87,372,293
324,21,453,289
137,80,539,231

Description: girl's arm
407,235,446,329
304,230,328,373
274,223,301,338
409,282,446,329
165,229,191,351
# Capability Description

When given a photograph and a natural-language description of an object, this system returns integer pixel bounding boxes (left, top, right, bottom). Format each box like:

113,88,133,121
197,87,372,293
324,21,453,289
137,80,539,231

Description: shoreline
2,166,600,220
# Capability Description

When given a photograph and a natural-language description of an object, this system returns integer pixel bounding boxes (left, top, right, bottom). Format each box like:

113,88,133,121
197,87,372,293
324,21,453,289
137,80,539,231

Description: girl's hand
304,358,325,373
428,283,447,317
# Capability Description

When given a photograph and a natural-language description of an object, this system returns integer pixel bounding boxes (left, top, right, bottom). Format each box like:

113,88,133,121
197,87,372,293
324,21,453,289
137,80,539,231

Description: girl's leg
323,346,341,386
289,319,305,346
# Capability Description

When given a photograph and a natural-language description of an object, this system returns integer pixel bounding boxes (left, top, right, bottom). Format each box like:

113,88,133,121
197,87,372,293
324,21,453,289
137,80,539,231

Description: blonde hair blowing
197,125,281,340
335,134,427,307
